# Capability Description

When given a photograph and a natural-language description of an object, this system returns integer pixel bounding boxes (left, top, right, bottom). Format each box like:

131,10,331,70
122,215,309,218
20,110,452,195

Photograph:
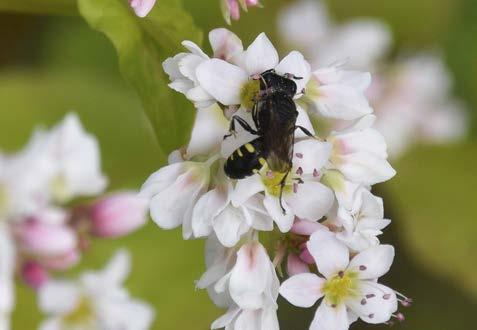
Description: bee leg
295,125,315,138
224,116,259,140
278,172,290,215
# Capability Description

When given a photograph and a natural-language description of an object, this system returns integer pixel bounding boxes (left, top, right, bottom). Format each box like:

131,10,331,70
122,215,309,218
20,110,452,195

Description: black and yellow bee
224,69,313,209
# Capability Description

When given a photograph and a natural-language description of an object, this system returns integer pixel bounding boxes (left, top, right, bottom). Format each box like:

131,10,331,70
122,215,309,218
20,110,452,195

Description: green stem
0,0,78,16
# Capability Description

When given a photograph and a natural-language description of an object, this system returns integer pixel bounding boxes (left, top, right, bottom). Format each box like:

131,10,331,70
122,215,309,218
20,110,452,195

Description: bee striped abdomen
224,138,266,179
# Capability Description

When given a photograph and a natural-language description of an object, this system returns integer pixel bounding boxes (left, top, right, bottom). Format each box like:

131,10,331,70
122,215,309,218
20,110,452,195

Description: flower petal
286,182,334,221
308,230,349,278
279,273,324,307
196,59,248,105
275,51,311,94
293,140,331,175
310,301,349,330
348,245,395,279
229,242,271,309
263,194,295,232
209,28,244,62
245,33,279,75
347,282,397,324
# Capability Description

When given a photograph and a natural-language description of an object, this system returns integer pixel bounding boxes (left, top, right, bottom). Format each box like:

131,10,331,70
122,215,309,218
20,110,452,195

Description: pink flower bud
90,192,148,238
41,249,80,271
291,218,326,236
21,261,49,289
129,0,157,17
15,220,77,258
287,253,309,276
299,245,315,265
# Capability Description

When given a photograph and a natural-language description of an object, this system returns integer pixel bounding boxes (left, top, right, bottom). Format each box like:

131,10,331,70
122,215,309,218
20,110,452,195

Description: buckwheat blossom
38,250,154,330
280,230,400,329
143,28,408,329
129,0,157,17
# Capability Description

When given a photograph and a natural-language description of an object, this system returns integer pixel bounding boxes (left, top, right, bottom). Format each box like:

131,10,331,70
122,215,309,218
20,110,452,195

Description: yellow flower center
62,297,96,328
50,174,71,204
322,270,359,306
240,80,261,110
261,171,292,197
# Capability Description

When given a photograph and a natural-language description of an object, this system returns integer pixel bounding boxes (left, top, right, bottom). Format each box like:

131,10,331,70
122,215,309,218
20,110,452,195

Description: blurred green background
0,0,476,329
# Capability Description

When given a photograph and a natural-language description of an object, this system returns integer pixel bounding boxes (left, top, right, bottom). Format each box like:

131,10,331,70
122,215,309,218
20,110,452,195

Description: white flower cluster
279,0,467,158
0,114,149,330
142,28,410,329
38,250,154,330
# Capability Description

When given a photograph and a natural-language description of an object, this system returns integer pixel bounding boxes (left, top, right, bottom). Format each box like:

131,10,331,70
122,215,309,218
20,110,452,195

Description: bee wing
261,93,298,173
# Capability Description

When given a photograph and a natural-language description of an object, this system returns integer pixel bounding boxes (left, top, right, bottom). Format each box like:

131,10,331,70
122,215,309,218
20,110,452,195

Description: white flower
0,223,15,330
208,240,280,330
305,65,373,120
328,115,396,185
36,113,107,204
196,32,311,109
374,54,467,157
196,234,236,308
192,182,273,247
141,160,212,239
280,230,398,330
163,29,244,109
278,0,391,69
38,250,154,330
330,188,391,252
231,138,334,233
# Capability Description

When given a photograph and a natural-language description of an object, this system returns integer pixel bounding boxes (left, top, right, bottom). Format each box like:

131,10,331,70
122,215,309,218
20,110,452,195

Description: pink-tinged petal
287,253,310,276
229,242,270,309
209,28,243,61
275,51,311,94
90,192,148,238
279,273,324,307
129,0,157,17
15,221,77,258
245,33,279,75
310,301,349,330
21,261,49,289
346,282,397,324
313,84,373,120
307,230,349,278
337,153,396,185
348,245,394,279
196,59,248,105
286,182,334,221
291,218,327,236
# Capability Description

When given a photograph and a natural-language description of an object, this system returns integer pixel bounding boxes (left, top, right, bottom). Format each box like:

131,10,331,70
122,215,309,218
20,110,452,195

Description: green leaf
385,143,477,298
78,0,202,154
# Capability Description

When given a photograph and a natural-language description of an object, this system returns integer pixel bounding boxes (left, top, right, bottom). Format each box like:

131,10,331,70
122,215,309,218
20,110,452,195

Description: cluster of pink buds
221,0,261,24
